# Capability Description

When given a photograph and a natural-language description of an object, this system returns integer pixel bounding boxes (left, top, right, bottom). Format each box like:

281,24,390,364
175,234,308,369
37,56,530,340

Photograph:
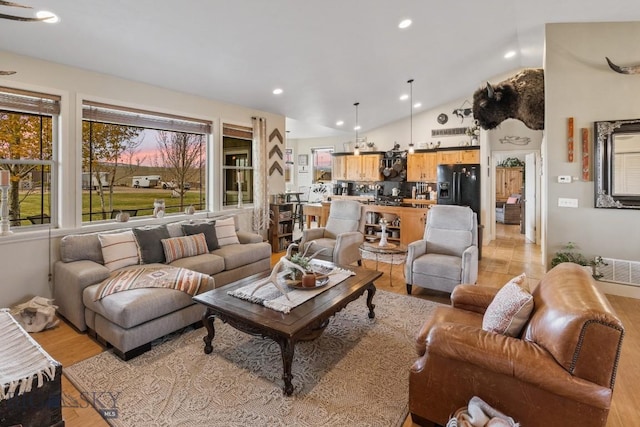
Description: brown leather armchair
409,263,625,427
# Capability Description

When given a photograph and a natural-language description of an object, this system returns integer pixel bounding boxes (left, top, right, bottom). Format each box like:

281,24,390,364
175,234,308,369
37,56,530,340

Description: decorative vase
471,136,479,146
379,221,388,247
153,199,165,218
237,182,243,208
115,211,130,222
301,272,317,288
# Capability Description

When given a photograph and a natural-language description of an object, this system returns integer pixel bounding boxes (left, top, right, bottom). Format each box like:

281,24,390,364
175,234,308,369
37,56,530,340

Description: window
0,86,59,228
222,123,253,206
312,147,334,182
82,101,210,222
285,148,293,183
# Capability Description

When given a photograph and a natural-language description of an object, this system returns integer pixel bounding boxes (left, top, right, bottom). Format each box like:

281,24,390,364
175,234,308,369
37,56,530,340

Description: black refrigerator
437,164,481,223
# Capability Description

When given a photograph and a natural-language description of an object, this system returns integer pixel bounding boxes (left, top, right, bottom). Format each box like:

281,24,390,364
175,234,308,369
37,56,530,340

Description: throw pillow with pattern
162,233,209,263
482,273,533,337
182,222,219,251
98,230,140,272
215,217,240,246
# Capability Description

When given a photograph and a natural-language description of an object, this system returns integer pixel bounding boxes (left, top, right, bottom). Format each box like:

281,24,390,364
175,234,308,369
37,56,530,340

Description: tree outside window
0,87,58,228
82,102,209,222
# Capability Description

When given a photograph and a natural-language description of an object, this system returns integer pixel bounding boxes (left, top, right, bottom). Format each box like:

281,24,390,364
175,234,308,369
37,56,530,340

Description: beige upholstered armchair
299,199,364,266
405,205,478,294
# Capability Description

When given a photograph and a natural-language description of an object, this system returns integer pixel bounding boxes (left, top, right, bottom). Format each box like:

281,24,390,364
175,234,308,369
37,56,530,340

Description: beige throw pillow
482,273,533,337
98,230,140,272
162,233,209,263
215,217,240,246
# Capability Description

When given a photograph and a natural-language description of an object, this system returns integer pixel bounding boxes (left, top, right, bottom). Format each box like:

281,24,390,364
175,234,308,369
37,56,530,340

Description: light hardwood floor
31,223,639,427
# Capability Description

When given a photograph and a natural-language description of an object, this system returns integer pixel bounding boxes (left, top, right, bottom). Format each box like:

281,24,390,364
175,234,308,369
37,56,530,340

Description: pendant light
408,79,415,154
353,102,360,155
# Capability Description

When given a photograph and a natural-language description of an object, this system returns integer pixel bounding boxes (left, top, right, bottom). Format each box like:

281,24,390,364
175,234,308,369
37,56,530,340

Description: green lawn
83,189,205,220
15,188,205,225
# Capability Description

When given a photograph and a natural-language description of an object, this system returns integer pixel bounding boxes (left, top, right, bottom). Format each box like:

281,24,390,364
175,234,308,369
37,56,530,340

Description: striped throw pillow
214,217,240,246
98,230,140,272
162,233,209,263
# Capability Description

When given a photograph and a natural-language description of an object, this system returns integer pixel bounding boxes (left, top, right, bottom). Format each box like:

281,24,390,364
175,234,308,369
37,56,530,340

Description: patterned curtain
252,117,269,231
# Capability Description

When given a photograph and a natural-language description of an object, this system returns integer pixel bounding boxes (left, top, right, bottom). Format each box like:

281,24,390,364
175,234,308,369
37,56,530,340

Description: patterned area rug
64,290,440,427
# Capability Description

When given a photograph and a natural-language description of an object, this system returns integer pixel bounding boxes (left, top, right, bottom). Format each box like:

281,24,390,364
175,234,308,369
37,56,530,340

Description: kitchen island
359,203,429,246
305,197,431,246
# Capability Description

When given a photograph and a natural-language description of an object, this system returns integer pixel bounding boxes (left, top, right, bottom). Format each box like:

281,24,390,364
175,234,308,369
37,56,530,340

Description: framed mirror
594,118,640,209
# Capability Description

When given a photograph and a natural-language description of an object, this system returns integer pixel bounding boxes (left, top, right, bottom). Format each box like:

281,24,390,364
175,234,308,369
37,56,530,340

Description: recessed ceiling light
504,50,516,59
272,88,283,95
398,19,412,29
354,125,361,131
336,120,344,126
399,94,409,101
413,102,422,108
36,11,59,23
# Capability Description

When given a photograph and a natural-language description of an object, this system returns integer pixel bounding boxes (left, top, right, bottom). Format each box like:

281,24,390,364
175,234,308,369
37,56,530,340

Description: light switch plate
558,198,578,208
558,175,572,183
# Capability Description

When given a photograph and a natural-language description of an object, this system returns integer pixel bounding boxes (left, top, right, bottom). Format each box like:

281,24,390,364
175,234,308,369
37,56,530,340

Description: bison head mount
472,68,545,131
606,57,640,75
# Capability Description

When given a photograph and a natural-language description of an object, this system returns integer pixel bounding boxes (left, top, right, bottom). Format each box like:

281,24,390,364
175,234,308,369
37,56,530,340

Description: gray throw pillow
182,222,219,251
133,224,170,264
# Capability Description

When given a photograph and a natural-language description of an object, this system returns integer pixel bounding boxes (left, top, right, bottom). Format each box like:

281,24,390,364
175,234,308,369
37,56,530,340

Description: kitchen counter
330,195,376,203
401,198,437,206
330,194,437,207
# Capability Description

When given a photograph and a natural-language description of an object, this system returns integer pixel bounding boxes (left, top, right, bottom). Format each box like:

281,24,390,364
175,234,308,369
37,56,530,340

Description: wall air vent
598,258,640,287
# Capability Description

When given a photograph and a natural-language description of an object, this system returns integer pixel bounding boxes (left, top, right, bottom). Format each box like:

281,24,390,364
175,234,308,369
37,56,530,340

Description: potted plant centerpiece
284,242,326,287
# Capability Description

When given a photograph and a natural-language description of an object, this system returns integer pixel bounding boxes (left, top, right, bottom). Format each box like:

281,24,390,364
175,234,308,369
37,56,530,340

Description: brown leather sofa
409,263,625,427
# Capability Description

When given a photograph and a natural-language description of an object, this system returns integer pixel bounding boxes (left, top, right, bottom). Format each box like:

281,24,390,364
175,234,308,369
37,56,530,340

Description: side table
359,241,408,286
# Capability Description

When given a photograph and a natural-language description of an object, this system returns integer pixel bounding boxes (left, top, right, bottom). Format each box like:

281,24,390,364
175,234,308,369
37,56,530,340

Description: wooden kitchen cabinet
495,167,523,201
345,153,382,181
460,149,480,163
436,148,480,165
332,155,348,180
407,152,437,182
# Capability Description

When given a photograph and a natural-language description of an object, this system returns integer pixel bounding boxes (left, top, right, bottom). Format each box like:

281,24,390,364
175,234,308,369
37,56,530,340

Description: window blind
82,101,212,134
0,86,60,116
223,123,253,139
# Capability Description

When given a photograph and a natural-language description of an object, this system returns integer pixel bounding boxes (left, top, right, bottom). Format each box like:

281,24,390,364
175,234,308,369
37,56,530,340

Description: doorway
490,150,541,245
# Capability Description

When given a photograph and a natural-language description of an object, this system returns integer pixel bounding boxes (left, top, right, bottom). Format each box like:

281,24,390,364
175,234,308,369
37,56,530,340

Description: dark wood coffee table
192,262,381,395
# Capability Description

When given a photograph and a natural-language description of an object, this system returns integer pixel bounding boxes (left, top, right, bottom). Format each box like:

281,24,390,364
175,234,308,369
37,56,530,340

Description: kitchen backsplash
337,180,437,199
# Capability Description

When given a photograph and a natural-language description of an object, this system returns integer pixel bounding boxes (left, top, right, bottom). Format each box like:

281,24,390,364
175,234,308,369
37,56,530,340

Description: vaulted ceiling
1,1,640,138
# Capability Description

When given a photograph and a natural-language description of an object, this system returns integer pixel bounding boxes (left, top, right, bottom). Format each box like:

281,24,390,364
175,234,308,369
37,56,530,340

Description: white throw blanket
0,310,58,401
227,264,355,314
447,396,519,427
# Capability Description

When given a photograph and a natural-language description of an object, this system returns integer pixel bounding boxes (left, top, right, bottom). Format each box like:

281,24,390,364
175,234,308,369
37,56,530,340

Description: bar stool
291,186,309,230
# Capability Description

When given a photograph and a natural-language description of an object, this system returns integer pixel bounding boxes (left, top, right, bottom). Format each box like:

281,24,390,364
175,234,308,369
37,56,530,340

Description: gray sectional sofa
53,216,271,359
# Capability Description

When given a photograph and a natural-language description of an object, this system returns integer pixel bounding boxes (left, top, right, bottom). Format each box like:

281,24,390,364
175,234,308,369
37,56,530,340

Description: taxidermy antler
0,0,53,21
606,57,640,75
249,243,327,299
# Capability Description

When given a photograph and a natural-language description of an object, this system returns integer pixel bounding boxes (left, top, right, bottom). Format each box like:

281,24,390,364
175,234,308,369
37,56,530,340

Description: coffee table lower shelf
193,264,381,396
